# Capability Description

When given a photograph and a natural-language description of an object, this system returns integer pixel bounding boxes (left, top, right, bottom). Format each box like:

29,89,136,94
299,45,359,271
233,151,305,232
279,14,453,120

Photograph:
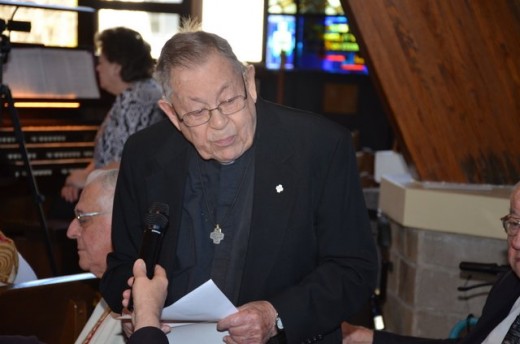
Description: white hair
85,169,119,210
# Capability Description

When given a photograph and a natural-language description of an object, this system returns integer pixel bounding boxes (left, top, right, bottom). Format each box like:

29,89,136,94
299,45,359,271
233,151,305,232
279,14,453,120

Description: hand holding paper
161,279,238,343
161,279,238,322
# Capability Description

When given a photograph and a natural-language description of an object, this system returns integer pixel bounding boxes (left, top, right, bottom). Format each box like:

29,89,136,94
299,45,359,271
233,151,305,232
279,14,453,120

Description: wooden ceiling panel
342,0,520,184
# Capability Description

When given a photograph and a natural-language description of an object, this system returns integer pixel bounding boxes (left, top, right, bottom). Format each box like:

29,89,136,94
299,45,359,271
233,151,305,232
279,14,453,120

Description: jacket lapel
245,101,299,283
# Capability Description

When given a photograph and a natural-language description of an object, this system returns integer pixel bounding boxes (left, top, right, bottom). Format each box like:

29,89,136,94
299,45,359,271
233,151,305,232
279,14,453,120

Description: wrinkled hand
121,259,171,334
121,311,134,339
341,322,374,344
217,300,278,344
120,271,137,338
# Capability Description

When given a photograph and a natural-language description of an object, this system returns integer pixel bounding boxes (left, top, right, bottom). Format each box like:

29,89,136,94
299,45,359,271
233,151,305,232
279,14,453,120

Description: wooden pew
0,273,100,344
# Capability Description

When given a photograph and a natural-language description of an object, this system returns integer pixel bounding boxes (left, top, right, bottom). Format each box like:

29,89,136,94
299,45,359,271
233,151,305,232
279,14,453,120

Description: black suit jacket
100,98,378,343
374,270,519,343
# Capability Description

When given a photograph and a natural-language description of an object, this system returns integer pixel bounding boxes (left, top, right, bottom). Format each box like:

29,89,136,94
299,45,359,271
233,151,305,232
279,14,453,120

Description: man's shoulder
257,99,349,138
124,119,184,152
488,269,518,296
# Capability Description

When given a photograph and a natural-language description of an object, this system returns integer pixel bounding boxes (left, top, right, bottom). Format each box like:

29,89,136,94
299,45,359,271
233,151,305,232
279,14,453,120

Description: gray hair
85,169,119,210
154,17,246,100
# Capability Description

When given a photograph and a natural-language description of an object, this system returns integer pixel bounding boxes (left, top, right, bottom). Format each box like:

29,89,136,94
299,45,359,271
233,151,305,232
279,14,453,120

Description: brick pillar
382,221,507,337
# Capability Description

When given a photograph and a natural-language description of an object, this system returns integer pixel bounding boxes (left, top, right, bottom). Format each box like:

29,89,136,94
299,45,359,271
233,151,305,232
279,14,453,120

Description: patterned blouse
93,78,164,167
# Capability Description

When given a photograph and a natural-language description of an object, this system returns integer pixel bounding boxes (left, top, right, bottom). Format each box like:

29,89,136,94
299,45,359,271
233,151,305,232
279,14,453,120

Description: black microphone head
139,204,169,280
144,212,168,233
148,202,169,217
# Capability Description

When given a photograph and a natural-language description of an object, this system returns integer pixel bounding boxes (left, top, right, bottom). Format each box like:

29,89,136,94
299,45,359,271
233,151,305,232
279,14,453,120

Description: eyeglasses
74,211,107,226
172,78,248,128
501,214,520,236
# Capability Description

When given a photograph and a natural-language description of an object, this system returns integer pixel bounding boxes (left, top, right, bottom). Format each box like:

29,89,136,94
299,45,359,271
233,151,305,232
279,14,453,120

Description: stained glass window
268,0,297,14
299,0,344,15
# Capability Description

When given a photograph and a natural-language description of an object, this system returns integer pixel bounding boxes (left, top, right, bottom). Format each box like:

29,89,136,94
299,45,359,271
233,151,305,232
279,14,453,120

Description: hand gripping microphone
127,202,169,311
139,202,169,279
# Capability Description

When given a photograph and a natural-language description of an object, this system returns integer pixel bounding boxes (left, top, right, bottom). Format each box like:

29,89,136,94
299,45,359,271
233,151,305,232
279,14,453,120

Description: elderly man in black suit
100,19,378,344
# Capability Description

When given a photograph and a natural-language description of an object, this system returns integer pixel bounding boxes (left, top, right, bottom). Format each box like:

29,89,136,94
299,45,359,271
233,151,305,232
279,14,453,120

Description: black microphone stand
0,31,58,276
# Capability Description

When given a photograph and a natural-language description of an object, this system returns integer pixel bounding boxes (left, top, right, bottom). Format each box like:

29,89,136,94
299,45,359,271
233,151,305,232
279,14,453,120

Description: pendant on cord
210,224,225,244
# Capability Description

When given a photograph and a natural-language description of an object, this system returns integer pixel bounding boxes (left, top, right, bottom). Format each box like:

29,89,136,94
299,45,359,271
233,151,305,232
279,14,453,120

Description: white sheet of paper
166,322,226,343
161,279,238,322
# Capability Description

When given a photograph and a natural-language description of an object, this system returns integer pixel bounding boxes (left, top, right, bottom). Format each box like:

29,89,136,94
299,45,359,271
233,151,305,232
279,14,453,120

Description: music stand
0,28,58,276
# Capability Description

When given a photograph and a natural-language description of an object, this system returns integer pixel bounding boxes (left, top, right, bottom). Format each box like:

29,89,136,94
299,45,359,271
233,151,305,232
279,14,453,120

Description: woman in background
61,27,164,202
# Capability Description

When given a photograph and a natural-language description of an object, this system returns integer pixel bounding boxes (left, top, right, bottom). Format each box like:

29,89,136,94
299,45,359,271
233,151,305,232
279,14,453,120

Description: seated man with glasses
100,18,378,344
343,181,520,344
66,168,126,344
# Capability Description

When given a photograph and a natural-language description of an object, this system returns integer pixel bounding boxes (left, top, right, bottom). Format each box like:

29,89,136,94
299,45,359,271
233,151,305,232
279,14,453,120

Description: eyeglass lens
502,215,520,235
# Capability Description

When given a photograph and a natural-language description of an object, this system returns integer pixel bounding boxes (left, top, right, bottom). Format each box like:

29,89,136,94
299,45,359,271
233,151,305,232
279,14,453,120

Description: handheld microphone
139,202,169,279
128,202,169,311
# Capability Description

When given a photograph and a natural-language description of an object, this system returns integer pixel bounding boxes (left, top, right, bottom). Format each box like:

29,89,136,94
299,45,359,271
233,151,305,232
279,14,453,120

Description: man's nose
66,219,80,239
208,108,228,129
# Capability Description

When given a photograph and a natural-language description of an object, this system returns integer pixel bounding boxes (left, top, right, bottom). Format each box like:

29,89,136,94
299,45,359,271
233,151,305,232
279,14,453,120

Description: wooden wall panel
342,0,520,184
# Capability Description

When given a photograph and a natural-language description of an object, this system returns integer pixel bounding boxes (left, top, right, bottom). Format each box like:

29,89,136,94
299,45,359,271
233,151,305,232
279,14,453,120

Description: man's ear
244,64,257,102
158,99,181,131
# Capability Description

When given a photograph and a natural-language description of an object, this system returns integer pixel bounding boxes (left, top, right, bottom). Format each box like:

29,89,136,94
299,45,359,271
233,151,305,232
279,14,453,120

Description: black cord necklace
197,153,252,244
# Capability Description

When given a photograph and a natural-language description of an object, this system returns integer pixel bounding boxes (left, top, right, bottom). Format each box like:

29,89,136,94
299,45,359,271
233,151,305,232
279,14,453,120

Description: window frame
77,0,191,48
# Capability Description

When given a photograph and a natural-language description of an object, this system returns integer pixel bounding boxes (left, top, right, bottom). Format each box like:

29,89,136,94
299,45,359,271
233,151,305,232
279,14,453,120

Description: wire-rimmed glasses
171,78,248,128
501,214,520,236
74,211,107,226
